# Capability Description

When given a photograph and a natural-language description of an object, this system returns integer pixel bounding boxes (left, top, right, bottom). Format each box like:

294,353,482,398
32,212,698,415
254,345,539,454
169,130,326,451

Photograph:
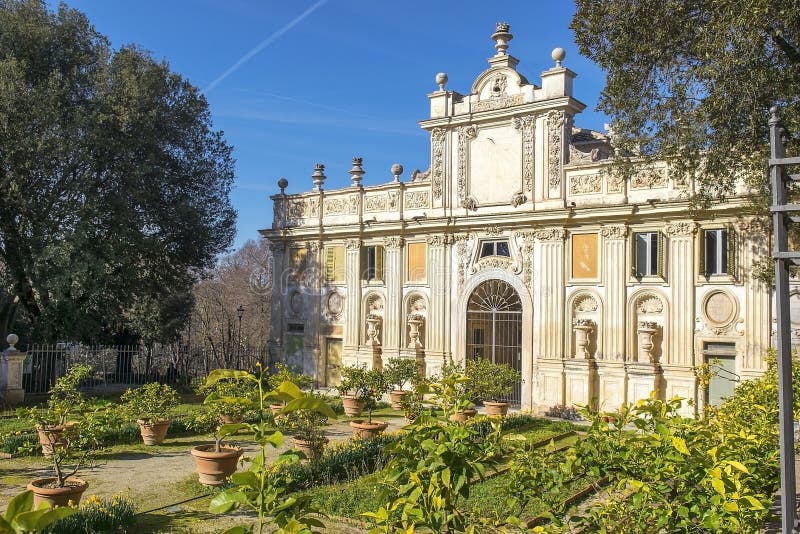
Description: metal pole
770,106,796,533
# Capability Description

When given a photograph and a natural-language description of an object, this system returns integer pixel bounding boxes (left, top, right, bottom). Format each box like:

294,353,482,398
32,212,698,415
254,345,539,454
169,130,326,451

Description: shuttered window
361,245,384,282
701,228,736,277
633,232,662,277
325,245,345,282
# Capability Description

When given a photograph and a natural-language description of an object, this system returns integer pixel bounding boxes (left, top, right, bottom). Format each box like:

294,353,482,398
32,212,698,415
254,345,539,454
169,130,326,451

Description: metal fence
21,344,271,395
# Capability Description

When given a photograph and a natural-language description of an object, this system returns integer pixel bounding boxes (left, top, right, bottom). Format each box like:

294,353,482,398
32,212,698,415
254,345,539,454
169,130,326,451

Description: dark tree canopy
571,0,800,209
0,0,236,344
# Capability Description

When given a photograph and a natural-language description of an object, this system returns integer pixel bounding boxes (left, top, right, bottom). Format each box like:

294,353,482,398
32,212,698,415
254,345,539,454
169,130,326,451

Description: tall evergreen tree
0,0,236,344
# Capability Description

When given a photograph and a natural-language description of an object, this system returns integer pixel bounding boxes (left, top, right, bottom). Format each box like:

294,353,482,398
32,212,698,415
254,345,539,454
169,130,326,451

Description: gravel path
0,415,409,533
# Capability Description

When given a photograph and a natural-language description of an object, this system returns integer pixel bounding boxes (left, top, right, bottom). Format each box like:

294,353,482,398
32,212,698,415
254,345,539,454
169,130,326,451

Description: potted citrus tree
196,375,256,424
465,357,522,416
267,363,313,416
383,357,419,410
433,361,476,422
24,403,108,508
338,364,368,416
275,390,330,462
187,391,248,486
18,364,93,456
120,382,179,445
349,369,390,438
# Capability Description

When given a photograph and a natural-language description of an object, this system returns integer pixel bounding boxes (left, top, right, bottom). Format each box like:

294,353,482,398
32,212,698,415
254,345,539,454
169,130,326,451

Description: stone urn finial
572,319,594,359
277,177,288,195
6,334,18,351
349,157,365,187
311,163,326,191
637,321,660,363
366,314,382,345
491,22,513,55
407,313,424,348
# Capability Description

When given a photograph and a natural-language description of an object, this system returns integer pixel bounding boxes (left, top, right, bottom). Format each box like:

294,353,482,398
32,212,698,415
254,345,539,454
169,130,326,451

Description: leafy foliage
43,493,135,534
465,358,522,403
18,364,93,427
0,0,235,343
382,358,419,392
571,0,800,214
0,491,77,534
120,382,179,423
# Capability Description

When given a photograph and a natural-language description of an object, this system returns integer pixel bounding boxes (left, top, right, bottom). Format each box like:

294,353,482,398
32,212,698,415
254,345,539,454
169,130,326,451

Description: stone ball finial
491,22,513,55
552,47,566,67
277,177,288,194
6,333,18,350
435,72,448,91
391,163,404,182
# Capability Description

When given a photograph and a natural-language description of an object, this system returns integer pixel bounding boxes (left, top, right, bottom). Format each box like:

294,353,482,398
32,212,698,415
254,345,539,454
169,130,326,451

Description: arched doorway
466,279,523,405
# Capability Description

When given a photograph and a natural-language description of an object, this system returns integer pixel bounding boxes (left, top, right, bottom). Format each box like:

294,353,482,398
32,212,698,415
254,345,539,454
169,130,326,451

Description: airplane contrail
203,0,328,94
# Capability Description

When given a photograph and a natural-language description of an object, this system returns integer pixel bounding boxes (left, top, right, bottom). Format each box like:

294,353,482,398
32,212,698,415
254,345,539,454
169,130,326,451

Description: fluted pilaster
601,225,628,360
534,228,565,359
344,239,361,348
665,222,696,366
742,221,770,370
383,237,404,352
427,234,450,353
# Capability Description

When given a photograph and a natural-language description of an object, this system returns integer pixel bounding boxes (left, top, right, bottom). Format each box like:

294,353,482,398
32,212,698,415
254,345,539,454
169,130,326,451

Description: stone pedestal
536,358,565,407
564,359,597,408
1,334,26,405
626,362,663,405
596,360,626,411
662,365,697,417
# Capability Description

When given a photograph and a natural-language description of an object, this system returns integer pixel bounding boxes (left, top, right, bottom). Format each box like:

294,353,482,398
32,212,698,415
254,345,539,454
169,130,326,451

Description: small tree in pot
18,364,93,456
383,358,419,410
196,375,256,424
266,362,313,416
465,357,522,416
120,382,179,445
338,364,368,416
349,369,391,438
274,387,330,462
432,361,476,422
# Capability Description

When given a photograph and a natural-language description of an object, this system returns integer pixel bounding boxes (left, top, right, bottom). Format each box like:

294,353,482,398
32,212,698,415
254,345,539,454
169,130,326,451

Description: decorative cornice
426,234,451,247
345,239,361,250
485,225,504,236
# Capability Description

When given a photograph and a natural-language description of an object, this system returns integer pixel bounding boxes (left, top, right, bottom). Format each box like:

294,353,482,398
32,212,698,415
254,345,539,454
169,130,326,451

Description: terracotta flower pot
137,419,170,445
270,404,284,416
449,409,478,423
292,437,329,462
27,477,88,508
35,425,66,457
190,445,243,486
219,414,243,425
483,401,510,417
349,420,388,439
341,396,365,417
389,390,409,410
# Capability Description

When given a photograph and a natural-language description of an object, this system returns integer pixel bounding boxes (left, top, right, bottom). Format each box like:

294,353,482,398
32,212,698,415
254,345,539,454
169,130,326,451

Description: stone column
662,222,697,411
533,228,566,407
382,236,404,360
268,242,285,363
741,219,771,376
425,234,450,375
1,334,26,405
344,239,362,351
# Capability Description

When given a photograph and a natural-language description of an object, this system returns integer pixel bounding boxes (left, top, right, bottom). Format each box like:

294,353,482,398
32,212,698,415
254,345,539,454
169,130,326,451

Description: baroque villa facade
261,24,777,414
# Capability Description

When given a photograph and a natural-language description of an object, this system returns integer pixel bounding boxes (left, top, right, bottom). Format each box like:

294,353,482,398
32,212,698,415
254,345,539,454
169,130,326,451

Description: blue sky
55,1,609,250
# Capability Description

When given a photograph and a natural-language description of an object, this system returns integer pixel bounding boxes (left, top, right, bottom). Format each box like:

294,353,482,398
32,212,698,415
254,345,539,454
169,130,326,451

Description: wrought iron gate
465,279,523,406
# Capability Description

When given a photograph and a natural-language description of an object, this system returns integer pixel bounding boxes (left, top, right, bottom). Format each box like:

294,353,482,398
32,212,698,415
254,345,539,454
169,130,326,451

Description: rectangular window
571,233,599,279
289,247,307,281
703,229,730,276
325,245,345,282
361,245,384,281
479,240,510,258
407,242,427,282
634,232,660,277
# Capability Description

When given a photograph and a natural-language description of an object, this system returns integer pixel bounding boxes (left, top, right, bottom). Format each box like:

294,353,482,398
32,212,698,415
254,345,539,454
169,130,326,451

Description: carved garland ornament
454,234,472,290
664,221,697,237
383,236,405,249
457,125,478,206
431,128,446,199
405,190,430,209
473,94,523,112
470,255,514,274
570,173,602,195
533,227,566,241
547,110,566,191
515,230,535,287
513,115,536,193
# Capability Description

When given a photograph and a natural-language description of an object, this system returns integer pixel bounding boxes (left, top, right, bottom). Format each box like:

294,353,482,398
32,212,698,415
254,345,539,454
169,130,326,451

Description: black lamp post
236,305,244,369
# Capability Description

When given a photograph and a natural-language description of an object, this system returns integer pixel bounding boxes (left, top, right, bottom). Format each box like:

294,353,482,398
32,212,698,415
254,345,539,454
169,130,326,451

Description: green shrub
120,382,179,423
307,475,383,518
43,494,135,533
